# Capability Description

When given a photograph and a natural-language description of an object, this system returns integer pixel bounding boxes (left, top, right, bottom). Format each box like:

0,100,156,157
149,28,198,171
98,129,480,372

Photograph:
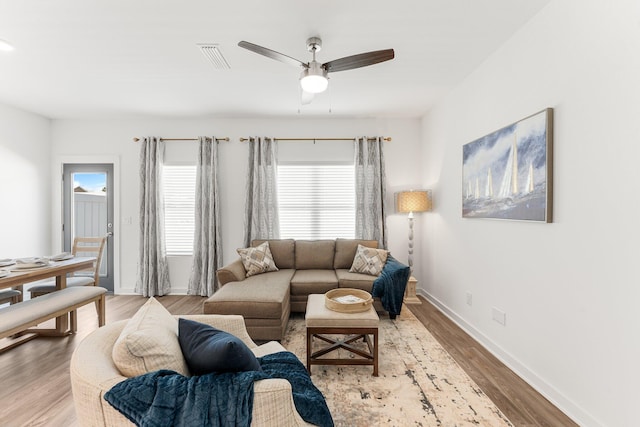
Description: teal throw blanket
104,351,333,427
372,255,410,316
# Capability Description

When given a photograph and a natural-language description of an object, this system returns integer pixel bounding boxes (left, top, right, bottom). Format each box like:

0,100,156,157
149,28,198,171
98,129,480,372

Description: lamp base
403,276,421,305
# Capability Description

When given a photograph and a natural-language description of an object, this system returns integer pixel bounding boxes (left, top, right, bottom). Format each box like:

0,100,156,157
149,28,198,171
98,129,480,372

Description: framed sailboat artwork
462,108,553,222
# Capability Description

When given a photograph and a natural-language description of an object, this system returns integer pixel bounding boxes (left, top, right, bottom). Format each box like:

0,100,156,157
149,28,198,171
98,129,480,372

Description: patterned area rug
280,307,513,427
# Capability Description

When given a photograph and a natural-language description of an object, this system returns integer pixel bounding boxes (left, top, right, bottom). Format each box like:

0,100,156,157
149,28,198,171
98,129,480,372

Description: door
62,164,114,292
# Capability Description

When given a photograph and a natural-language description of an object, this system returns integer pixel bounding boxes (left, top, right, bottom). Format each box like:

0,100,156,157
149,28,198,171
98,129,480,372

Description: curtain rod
132,137,230,142
238,137,391,142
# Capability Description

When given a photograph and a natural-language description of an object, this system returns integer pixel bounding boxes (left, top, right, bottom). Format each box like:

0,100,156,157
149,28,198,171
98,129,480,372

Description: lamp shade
396,190,432,213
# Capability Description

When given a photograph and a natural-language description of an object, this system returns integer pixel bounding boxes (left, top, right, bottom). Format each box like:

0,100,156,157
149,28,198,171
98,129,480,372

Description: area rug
280,307,513,427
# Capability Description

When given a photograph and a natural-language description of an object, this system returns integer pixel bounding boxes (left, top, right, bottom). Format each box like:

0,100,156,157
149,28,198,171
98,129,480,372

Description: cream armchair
70,314,314,427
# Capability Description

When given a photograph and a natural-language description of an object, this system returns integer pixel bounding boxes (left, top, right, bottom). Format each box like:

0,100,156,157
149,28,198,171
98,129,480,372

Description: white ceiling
0,0,551,119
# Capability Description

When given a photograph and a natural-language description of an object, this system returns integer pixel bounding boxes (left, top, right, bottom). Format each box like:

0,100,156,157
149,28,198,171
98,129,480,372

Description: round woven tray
325,288,373,313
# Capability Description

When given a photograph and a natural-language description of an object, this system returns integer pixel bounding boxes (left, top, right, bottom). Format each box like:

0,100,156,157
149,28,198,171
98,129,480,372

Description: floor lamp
396,190,432,274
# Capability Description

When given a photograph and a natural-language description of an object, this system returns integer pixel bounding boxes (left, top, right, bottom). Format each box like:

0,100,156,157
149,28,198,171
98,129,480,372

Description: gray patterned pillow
237,241,279,277
349,244,389,276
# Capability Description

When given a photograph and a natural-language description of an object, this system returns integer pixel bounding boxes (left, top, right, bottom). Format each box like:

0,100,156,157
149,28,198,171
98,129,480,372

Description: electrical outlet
492,307,506,326
466,292,472,306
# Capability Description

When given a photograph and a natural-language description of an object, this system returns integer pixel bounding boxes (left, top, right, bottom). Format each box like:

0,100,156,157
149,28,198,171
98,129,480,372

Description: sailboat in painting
525,162,534,193
485,168,493,198
498,134,519,198
466,180,473,199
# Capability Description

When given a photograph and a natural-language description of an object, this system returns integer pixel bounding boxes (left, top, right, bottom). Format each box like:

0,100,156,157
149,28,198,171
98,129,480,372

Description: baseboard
417,289,602,427
116,288,138,295
115,287,189,295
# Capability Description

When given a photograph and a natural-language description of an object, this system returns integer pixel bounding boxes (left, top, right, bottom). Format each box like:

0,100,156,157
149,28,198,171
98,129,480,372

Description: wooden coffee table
305,293,379,376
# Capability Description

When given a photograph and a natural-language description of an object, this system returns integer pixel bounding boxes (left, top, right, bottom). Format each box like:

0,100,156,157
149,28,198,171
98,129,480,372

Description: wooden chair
29,236,107,298
0,288,22,305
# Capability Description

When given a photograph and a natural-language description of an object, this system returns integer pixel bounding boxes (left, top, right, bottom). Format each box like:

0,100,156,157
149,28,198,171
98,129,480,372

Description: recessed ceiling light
0,39,15,52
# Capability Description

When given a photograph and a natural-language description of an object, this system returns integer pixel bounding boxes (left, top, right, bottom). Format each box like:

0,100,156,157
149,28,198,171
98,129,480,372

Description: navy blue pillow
178,318,262,376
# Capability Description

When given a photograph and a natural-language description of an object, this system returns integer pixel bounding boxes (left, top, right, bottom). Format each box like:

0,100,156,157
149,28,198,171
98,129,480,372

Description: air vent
197,44,231,69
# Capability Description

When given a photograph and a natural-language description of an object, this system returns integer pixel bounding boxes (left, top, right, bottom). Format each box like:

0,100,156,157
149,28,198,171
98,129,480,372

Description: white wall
0,103,51,257
420,1,640,426
51,117,422,293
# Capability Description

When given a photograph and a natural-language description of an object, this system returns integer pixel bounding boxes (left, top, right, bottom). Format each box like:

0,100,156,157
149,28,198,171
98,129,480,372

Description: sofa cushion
237,241,278,277
112,297,189,377
295,240,335,270
252,239,295,269
290,269,338,295
178,318,262,376
334,239,379,269
203,270,294,319
335,269,377,291
349,244,389,276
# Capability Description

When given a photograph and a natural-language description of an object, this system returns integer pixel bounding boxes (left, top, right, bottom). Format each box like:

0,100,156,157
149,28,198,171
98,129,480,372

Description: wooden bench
0,286,106,352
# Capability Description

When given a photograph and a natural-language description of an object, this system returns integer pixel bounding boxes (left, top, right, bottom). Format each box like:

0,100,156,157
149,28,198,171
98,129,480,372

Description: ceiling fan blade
301,90,314,105
238,41,307,68
323,49,395,73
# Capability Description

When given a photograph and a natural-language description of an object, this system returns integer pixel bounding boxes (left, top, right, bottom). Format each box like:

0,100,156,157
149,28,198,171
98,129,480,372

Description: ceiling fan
238,37,394,103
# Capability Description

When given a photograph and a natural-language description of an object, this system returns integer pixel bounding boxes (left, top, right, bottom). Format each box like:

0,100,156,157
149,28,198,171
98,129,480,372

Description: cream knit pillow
112,297,189,377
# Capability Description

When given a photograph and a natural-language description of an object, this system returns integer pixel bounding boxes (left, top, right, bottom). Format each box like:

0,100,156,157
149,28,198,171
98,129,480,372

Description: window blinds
277,164,355,240
163,165,196,255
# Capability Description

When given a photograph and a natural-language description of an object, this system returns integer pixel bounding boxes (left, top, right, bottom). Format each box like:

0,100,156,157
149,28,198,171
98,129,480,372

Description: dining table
0,256,96,335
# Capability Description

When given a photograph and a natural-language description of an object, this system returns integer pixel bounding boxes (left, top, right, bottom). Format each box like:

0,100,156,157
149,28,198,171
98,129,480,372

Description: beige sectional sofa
203,239,384,341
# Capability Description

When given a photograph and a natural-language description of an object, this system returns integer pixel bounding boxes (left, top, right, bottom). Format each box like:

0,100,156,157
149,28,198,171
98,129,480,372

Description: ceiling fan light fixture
300,62,328,93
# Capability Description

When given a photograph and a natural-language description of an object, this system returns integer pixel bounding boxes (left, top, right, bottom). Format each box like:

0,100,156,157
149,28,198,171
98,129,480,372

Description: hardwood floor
0,295,576,426
0,295,202,427
407,297,577,427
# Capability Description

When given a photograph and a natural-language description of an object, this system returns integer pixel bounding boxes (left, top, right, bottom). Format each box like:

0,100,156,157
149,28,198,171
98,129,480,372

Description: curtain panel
355,136,388,249
244,137,280,247
136,137,171,297
188,137,223,296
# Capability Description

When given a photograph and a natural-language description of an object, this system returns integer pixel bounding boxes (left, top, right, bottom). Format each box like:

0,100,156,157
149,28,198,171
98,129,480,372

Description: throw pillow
349,244,389,276
178,318,262,376
112,297,189,377
237,241,279,277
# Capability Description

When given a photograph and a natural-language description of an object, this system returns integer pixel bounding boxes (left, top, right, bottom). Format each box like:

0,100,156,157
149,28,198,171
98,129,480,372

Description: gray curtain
136,137,171,297
188,137,222,296
244,137,280,247
355,136,388,249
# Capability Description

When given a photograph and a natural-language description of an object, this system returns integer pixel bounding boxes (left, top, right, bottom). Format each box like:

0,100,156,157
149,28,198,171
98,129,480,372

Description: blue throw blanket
104,351,333,427
372,255,410,316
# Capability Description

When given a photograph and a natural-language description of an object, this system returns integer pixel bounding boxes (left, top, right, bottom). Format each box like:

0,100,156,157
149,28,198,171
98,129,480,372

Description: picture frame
462,108,553,222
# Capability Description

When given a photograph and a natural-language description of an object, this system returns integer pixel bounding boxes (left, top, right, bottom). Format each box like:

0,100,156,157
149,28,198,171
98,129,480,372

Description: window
163,165,196,255
277,163,355,239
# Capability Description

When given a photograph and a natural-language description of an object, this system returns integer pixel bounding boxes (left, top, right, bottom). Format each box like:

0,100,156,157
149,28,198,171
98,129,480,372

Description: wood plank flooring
407,297,577,427
0,295,576,426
